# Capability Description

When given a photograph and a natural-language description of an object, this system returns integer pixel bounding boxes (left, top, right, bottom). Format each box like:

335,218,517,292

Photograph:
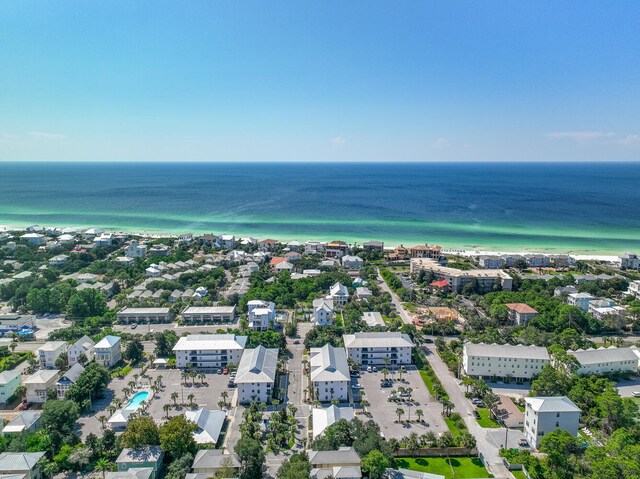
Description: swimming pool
125,391,150,410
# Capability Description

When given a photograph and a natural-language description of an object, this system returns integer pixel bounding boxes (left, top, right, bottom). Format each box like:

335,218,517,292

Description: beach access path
378,268,514,479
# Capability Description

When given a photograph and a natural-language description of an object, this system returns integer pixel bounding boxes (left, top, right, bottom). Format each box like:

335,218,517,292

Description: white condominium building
524,396,581,448
568,347,639,375
234,345,278,404
116,307,173,324
181,306,236,324
173,334,247,368
462,343,550,381
310,344,350,402
409,258,513,293
343,332,414,366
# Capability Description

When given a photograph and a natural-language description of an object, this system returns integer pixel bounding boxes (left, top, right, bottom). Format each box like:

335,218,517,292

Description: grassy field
511,470,527,479
395,457,493,479
476,408,501,428
444,416,467,437
419,370,437,396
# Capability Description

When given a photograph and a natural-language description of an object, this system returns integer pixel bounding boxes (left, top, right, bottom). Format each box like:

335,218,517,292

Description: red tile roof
505,303,538,314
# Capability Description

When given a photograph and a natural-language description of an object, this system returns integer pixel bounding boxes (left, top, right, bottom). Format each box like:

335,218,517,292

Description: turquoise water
0,161,639,253
126,391,149,410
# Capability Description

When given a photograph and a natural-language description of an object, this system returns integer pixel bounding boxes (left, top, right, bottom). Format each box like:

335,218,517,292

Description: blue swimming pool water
126,391,149,410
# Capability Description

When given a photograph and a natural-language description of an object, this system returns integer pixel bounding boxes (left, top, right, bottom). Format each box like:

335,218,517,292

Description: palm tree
98,415,107,430
133,373,140,386
381,368,389,381
221,391,229,406
163,403,171,419
113,398,123,408
188,393,195,407
14,385,26,403
171,392,179,407
415,408,424,422
94,458,115,479
199,373,206,385
9,341,17,353
107,405,116,416
442,399,454,416
396,407,405,423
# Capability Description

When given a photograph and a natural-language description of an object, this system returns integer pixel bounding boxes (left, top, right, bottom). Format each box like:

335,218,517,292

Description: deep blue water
0,161,639,253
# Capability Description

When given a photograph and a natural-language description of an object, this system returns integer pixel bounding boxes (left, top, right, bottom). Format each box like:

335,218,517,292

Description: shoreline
0,221,627,260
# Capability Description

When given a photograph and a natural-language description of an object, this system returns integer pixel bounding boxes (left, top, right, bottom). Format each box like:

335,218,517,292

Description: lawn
444,416,466,437
395,457,493,479
511,471,527,479
476,408,501,428
419,370,437,396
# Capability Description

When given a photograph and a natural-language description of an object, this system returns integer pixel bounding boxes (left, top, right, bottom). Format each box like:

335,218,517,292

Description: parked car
131,323,137,329
387,394,397,401
293,339,300,344
518,439,529,447
633,391,640,397
474,410,481,419
424,338,433,343
228,381,236,388
353,384,364,389
223,368,229,375
372,366,378,372
381,380,392,388
367,366,373,373
217,368,223,374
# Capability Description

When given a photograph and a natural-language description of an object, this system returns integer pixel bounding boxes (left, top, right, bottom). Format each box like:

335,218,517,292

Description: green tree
42,399,80,435
119,416,160,449
165,452,194,479
361,450,390,479
123,338,145,363
94,458,115,479
159,415,197,460
277,452,311,479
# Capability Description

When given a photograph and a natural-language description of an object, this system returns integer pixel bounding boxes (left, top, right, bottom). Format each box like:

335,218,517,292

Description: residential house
181,306,236,324
310,344,350,402
305,241,326,255
94,232,114,247
106,469,154,479
220,235,236,249
173,334,247,369
568,347,639,375
68,335,95,366
309,447,361,479
326,241,349,259
554,285,578,297
191,450,241,477
312,405,355,438
258,239,279,251
567,292,595,312
462,343,550,381
1,411,41,434
287,240,302,251
147,244,170,256
619,252,640,270
24,369,59,403
55,363,84,399
48,254,69,267
624,280,640,300
313,298,335,326
505,303,538,325
361,311,385,328
408,244,442,260
341,255,364,270
184,408,227,446
37,341,68,369
328,282,350,307
116,307,173,324
0,452,46,479
234,345,278,403
126,242,147,258
247,300,276,331
478,255,505,269
354,287,373,301
284,251,301,262
343,332,414,366
524,396,581,449
20,233,45,245
363,241,384,252
274,260,294,272
116,447,164,479
95,335,122,368
409,258,513,293
0,370,21,403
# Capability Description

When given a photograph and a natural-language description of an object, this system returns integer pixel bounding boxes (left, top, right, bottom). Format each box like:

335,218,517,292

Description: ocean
0,161,639,254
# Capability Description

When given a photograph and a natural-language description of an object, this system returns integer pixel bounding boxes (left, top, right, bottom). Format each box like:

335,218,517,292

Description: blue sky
0,1,639,162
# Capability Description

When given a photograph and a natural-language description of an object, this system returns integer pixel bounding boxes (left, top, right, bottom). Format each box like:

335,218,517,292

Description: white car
633,392,640,397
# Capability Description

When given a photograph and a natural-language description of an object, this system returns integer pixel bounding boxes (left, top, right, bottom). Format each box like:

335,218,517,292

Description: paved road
378,269,513,479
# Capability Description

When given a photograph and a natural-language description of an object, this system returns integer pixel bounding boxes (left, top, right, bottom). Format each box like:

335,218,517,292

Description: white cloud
546,131,615,141
28,131,67,140
618,134,640,145
433,137,450,148
330,136,347,146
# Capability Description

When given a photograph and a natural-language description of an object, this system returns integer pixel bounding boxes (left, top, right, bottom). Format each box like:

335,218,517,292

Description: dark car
474,410,481,419
424,338,434,343
228,381,236,388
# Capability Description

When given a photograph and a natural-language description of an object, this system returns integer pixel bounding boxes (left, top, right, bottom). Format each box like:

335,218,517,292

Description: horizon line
1,159,640,164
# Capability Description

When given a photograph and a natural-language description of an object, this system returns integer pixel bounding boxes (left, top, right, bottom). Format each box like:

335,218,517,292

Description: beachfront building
0,370,22,403
20,233,46,245
313,298,335,326
312,405,355,438
173,334,247,369
363,240,384,252
258,239,279,251
117,307,173,324
184,408,227,445
305,241,326,255
56,363,84,398
220,234,236,249
326,241,349,259
310,344,350,402
95,335,122,368
235,345,278,404
409,258,513,293
568,347,639,375
361,311,385,328
341,255,364,270
309,447,362,479
247,300,276,331
147,244,170,256
505,303,538,325
37,341,68,369
619,252,640,270
116,447,164,479
126,241,147,258
191,450,241,477
181,306,236,324
25,369,60,403
343,332,414,366
462,343,550,381
624,280,640,300
328,282,350,307
0,313,35,336
524,396,581,449
0,452,46,479
478,255,505,269
567,292,595,312
68,335,95,366
408,244,442,260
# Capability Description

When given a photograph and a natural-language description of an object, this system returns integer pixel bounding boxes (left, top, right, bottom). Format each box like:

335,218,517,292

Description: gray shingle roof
464,342,549,360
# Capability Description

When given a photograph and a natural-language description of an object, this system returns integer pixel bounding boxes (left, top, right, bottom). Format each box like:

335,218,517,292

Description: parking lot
357,367,447,439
